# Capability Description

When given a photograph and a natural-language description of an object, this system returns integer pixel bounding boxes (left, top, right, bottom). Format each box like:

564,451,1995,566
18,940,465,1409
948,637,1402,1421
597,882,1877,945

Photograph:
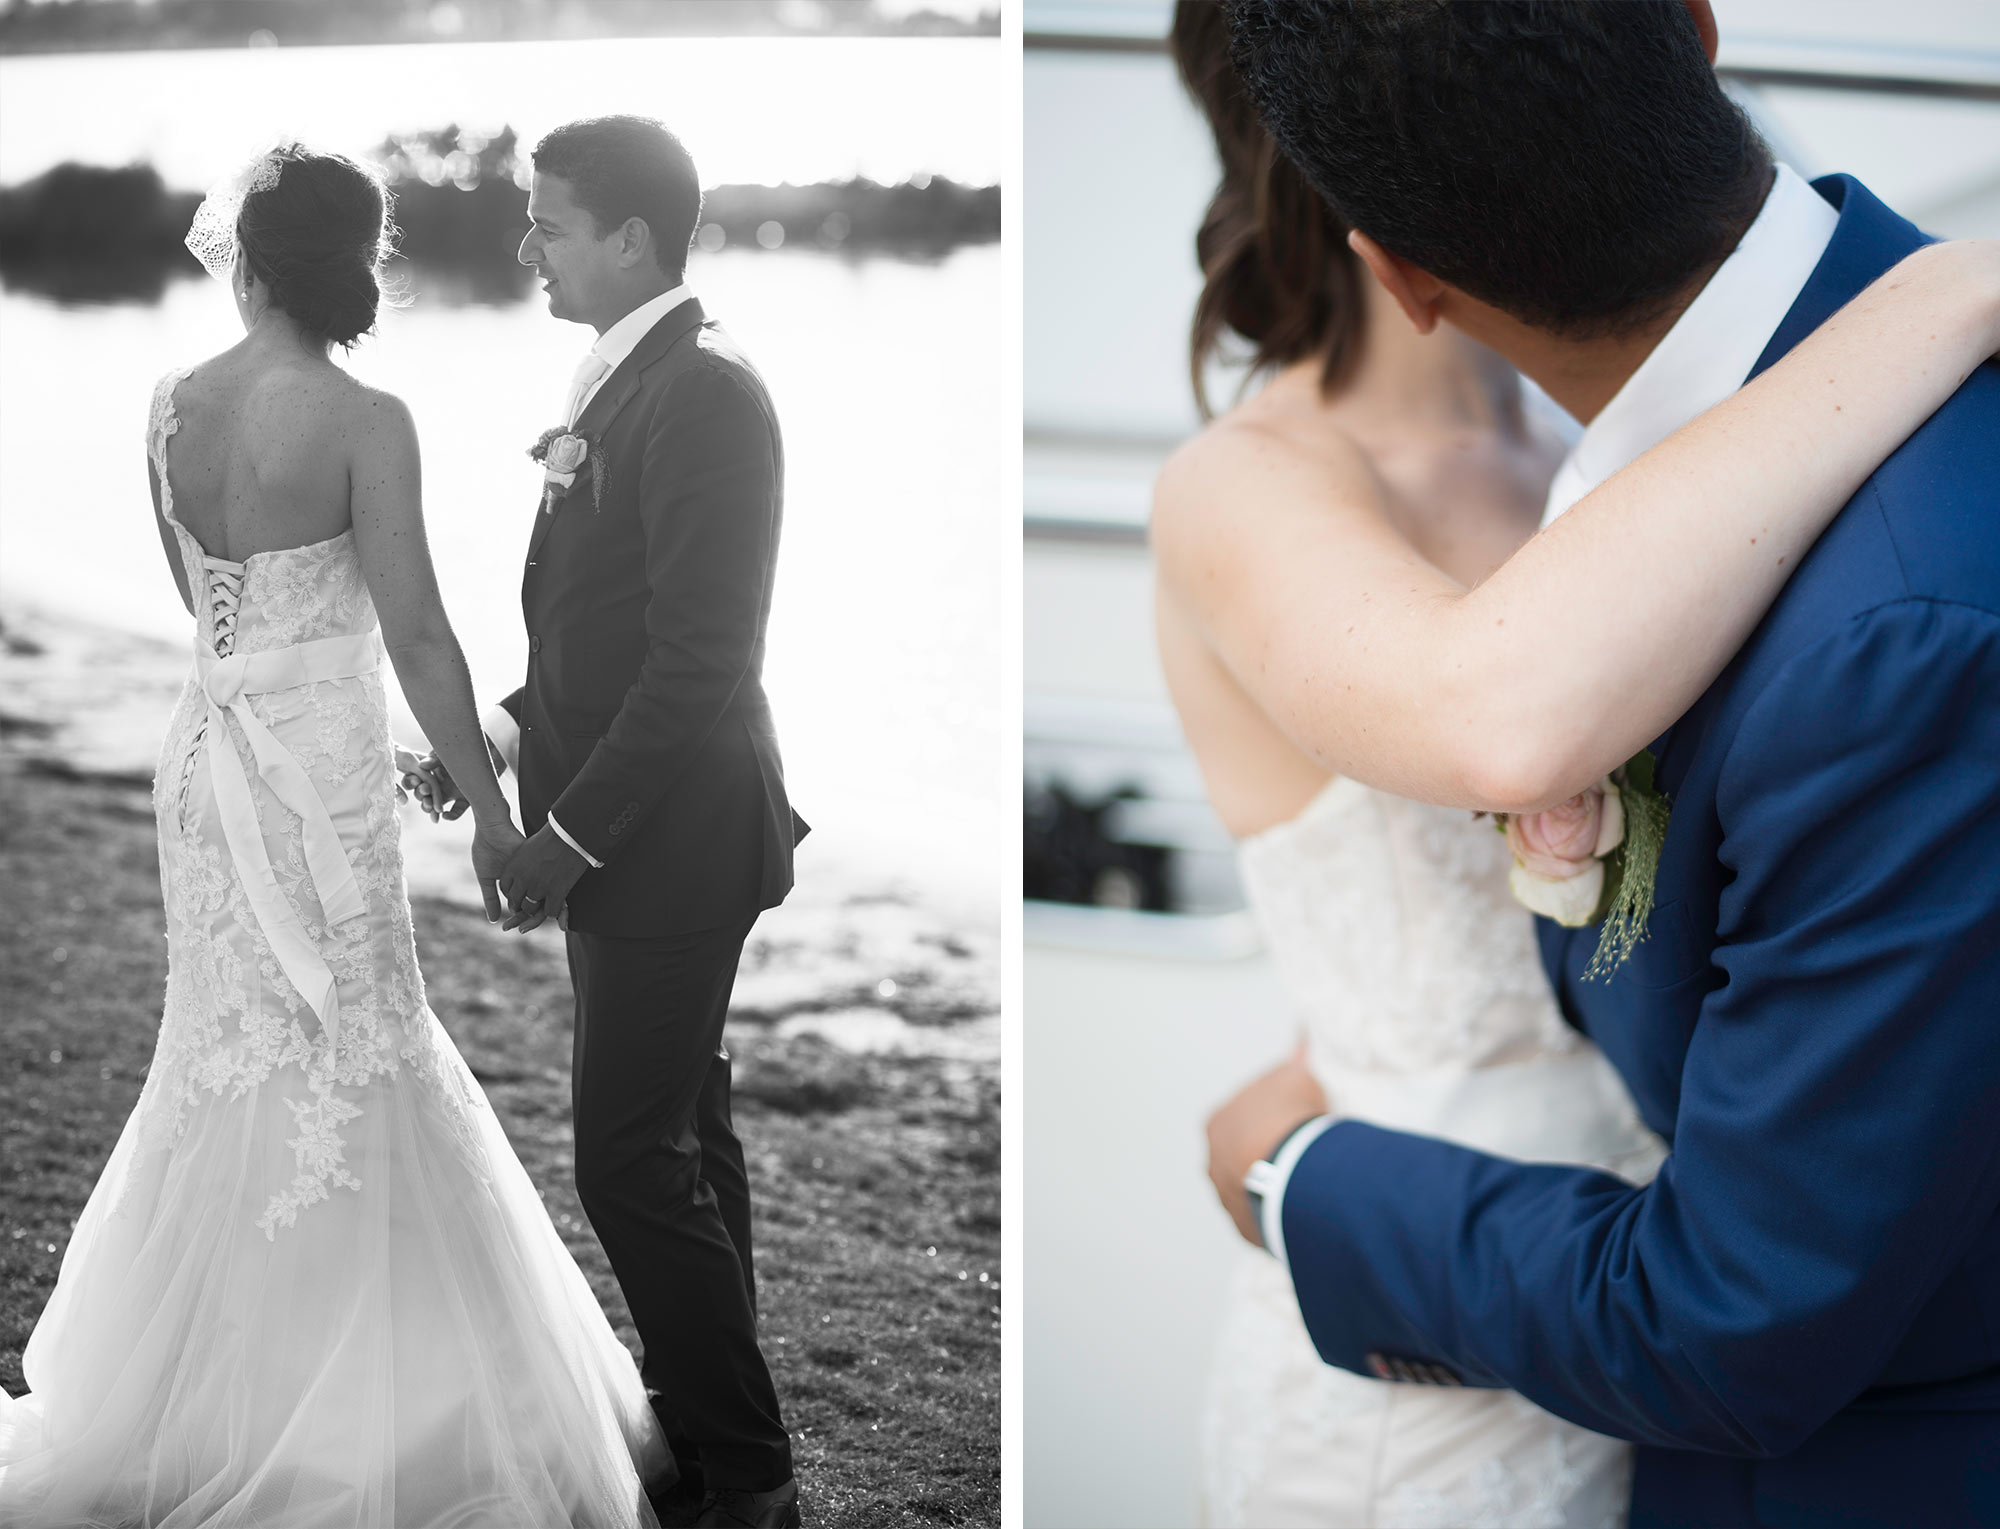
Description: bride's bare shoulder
1151,397,1384,571
333,375,418,451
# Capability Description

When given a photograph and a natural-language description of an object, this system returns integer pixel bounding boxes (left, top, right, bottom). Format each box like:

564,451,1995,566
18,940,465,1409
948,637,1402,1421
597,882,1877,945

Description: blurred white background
1020,3,2000,1525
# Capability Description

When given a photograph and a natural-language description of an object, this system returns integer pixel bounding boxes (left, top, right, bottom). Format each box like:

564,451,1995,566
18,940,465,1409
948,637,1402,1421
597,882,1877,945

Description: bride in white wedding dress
1158,9,2000,1526
0,146,667,1527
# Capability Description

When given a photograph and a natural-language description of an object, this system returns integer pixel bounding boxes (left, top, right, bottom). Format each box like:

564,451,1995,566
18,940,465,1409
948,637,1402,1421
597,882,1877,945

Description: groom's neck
1448,269,1719,426
591,270,682,336
1442,166,1774,425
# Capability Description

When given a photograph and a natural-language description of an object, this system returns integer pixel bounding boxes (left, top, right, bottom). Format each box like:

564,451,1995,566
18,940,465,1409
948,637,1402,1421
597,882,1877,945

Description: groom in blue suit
1210,3,2000,1524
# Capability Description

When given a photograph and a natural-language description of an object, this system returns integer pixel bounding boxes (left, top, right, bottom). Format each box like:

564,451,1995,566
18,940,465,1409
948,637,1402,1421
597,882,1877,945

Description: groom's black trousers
567,918,793,1492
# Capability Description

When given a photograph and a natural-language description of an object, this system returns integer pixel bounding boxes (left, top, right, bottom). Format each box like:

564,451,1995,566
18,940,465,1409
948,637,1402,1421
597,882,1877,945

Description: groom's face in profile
519,173,622,330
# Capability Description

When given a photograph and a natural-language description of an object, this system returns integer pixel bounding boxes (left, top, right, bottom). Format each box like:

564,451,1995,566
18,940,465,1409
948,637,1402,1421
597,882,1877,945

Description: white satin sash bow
194,628,381,1052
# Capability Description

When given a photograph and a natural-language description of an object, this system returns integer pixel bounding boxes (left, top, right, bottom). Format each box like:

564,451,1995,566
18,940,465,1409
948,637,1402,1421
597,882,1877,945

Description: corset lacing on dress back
174,556,242,831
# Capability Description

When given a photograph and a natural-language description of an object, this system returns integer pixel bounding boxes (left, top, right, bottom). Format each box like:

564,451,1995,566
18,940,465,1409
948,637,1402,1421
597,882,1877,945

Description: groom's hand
404,751,470,821
497,825,589,933
1206,1048,1330,1249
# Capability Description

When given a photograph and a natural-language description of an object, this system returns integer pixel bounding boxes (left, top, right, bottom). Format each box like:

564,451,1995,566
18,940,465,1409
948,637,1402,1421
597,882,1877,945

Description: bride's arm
347,391,519,913
1152,240,2000,814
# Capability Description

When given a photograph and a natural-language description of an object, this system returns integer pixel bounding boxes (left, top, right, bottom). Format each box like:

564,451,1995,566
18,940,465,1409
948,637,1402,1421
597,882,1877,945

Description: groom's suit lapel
525,297,709,564
1749,177,1925,386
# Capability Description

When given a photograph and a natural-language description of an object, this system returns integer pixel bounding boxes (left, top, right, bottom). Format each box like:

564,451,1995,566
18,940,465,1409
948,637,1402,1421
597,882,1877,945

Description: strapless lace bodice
1237,776,1582,1078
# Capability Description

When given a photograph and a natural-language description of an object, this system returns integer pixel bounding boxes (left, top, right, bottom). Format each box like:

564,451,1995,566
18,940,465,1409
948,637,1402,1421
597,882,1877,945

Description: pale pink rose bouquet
1504,780,1626,928
1498,750,1670,980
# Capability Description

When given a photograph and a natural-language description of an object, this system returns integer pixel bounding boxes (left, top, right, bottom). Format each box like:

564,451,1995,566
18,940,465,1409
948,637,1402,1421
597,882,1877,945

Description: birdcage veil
183,145,288,281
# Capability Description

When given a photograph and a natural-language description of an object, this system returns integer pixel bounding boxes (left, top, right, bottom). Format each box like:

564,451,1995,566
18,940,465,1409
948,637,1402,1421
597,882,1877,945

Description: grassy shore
0,760,998,1527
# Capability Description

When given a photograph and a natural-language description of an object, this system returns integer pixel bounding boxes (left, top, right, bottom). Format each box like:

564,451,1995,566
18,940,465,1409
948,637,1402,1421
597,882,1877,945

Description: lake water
0,247,1003,916
0,36,1003,190
0,35,1003,917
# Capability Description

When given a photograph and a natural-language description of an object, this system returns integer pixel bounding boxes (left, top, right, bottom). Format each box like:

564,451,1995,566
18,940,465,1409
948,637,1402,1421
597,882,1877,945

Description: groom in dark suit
428,115,803,1529
1206,4,2000,1526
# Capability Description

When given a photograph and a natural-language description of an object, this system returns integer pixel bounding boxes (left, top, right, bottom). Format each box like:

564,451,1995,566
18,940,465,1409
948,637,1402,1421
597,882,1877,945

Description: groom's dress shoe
690,1479,802,1527
649,1478,707,1528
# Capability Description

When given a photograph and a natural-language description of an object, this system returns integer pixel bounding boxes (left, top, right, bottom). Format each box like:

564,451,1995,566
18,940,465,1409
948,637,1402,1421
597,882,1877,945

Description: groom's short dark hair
532,115,702,278
1225,0,1772,336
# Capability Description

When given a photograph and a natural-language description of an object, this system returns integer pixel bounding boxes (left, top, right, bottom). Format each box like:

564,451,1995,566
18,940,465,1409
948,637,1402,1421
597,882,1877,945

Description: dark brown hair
1224,0,1770,337
237,145,393,349
1171,0,1365,418
532,116,702,279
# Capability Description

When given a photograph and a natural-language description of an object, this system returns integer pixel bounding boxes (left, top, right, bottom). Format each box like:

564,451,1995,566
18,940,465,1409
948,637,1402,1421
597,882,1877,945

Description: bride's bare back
159,352,368,564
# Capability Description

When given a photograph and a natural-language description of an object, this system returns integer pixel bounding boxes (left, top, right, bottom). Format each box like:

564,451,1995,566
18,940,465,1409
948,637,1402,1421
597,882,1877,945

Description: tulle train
0,1016,666,1528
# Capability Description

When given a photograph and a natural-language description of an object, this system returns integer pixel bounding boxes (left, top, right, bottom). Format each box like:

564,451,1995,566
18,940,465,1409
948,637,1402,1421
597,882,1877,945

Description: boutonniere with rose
528,426,608,515
1498,749,1671,980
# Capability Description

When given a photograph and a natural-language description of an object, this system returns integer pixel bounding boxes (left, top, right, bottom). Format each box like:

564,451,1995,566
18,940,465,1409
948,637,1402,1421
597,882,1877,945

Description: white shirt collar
1542,165,1839,526
589,282,695,375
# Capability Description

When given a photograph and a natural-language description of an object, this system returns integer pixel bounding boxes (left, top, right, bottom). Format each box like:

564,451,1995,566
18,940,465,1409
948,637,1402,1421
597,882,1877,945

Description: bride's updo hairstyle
236,145,394,348
1170,0,1365,418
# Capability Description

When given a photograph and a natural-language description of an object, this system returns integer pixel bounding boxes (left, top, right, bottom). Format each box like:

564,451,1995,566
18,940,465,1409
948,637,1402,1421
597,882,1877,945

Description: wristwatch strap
1244,1116,1320,1251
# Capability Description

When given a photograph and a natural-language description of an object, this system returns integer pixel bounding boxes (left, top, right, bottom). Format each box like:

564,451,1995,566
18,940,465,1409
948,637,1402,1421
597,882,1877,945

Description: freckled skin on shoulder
1152,411,1401,838
1150,366,1558,836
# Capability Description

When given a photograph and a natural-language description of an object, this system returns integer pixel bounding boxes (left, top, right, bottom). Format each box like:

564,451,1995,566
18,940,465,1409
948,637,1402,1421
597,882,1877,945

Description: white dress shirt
1260,166,1841,1266
1541,165,1838,525
484,283,696,869
567,283,693,426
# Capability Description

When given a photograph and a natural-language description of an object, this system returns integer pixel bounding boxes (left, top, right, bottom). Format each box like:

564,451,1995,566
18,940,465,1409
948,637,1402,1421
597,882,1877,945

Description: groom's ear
1347,230,1448,337
1683,0,1720,65
612,215,654,270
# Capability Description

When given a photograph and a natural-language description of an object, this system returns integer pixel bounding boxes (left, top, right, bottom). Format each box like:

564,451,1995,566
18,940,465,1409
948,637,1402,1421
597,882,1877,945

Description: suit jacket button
530,635,543,653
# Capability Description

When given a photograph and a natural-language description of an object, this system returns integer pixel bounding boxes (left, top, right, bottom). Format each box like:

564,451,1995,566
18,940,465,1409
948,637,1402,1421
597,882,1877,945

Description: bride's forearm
386,635,510,824
1440,239,2000,809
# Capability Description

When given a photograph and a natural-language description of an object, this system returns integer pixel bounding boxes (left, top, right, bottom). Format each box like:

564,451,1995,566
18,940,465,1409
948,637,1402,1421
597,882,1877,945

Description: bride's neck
244,306,333,361
1316,276,1525,444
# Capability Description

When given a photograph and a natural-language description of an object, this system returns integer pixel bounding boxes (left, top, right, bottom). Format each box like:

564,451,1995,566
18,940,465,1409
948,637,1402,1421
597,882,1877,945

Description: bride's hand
469,814,526,923
394,744,448,822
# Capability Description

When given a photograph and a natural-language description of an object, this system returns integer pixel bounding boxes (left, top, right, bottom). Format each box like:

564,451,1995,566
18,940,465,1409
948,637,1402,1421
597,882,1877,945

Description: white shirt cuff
547,813,604,869
479,703,521,778
1257,1115,1339,1270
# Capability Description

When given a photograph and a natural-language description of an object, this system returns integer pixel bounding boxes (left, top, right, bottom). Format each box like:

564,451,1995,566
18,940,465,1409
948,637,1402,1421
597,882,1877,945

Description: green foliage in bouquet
1584,750,1671,982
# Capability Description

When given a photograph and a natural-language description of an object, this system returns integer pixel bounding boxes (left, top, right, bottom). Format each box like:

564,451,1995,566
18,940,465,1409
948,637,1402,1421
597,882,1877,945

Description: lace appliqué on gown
137,368,485,1238
1199,777,1660,1529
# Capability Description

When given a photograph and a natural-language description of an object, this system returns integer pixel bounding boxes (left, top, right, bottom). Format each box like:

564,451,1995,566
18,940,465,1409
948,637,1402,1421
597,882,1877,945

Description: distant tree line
0,0,996,54
0,125,999,304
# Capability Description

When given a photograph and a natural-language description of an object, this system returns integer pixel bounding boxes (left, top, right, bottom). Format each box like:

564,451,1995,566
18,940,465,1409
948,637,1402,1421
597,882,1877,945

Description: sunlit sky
0,35,1003,190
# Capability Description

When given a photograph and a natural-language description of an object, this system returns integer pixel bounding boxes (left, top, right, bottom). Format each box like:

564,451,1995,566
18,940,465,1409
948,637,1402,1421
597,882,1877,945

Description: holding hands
399,743,588,933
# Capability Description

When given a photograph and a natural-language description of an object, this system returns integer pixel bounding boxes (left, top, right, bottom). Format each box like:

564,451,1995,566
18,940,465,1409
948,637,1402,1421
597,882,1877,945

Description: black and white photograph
0,2,1001,1526
1023,1,2000,1526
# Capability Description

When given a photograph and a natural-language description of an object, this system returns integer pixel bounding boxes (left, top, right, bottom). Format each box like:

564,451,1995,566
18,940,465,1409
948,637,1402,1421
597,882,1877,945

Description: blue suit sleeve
1281,598,2000,1456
